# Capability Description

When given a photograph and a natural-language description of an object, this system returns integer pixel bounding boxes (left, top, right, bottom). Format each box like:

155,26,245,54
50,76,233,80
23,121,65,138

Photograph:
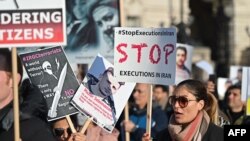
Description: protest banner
114,27,177,85
175,43,193,84
0,1,66,140
71,54,136,133
114,27,176,137
217,77,232,100
229,65,242,85
64,0,120,70
241,67,250,115
19,46,79,121
195,60,214,75
0,0,66,47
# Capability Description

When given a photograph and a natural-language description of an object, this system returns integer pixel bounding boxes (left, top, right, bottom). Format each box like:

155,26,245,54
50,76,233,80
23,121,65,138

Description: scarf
168,110,210,141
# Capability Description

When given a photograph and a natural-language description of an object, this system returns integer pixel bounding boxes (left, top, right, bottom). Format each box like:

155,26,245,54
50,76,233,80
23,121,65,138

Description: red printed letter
149,44,161,64
116,43,128,63
132,43,147,63
163,44,174,64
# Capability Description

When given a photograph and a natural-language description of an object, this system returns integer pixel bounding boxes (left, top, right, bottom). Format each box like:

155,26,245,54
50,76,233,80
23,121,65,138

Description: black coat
0,117,56,141
155,122,223,141
0,87,56,141
20,79,48,122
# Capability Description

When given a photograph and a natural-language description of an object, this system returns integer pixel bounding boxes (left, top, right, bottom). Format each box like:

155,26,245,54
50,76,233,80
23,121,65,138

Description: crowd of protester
1,47,250,141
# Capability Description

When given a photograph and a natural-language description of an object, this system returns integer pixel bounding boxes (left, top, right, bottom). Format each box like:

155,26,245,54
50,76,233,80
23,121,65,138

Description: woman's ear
198,100,205,110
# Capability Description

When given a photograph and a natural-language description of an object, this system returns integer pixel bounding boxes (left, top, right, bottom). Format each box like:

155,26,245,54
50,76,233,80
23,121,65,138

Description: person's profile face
153,87,166,102
176,49,187,67
172,86,203,124
93,5,118,46
73,0,88,20
53,118,72,141
133,84,149,108
227,88,243,109
0,71,13,108
99,71,121,97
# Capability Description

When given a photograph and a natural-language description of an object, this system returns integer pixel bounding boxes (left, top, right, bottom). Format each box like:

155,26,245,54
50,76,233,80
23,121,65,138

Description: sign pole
12,48,20,141
66,115,77,133
124,104,130,141
119,0,130,140
80,117,93,134
146,85,153,137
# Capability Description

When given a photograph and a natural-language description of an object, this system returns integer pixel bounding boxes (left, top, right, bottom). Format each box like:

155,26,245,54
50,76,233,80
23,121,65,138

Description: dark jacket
20,79,48,122
224,109,250,125
126,105,168,141
0,103,56,141
155,122,223,141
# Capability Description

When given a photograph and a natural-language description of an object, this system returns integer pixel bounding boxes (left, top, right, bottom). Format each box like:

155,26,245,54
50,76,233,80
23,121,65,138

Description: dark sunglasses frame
53,127,72,137
169,96,197,108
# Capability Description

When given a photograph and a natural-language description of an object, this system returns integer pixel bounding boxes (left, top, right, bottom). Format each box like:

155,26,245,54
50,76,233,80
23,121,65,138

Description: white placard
114,27,176,85
0,0,66,47
71,54,135,133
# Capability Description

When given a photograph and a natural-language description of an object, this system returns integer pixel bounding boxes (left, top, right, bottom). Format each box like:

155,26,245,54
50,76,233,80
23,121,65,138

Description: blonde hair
205,92,219,125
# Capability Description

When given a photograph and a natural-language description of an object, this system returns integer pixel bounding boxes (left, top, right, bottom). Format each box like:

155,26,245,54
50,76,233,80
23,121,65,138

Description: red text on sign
116,43,174,64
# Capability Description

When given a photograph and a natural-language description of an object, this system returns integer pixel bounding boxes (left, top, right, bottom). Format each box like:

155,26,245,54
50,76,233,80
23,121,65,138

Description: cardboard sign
195,60,214,75
64,0,120,66
247,67,250,116
229,65,242,85
241,67,250,115
71,54,135,133
175,43,193,84
0,0,66,47
19,46,79,121
114,27,176,85
217,77,232,100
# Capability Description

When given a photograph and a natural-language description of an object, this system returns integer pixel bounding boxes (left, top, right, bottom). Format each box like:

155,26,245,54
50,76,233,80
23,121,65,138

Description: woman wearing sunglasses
142,79,223,141
52,118,86,141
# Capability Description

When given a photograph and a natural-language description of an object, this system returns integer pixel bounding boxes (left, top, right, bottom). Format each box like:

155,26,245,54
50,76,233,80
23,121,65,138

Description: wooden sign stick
80,117,93,134
124,104,130,141
66,115,77,133
146,85,153,137
12,48,21,141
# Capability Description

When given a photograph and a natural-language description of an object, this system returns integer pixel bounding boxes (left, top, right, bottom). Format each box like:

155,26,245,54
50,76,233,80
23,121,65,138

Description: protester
205,75,230,127
122,83,168,141
153,85,169,110
223,85,250,125
205,92,230,127
20,78,48,122
142,79,223,141
52,117,85,141
153,85,172,117
0,48,56,141
75,64,88,83
206,74,219,100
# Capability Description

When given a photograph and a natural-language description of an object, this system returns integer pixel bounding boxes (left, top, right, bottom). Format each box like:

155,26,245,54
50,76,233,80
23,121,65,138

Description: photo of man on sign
175,44,193,84
86,67,125,123
71,54,135,133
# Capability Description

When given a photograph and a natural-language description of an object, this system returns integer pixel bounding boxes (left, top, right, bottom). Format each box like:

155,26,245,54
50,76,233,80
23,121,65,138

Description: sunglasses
53,127,72,137
169,96,197,108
